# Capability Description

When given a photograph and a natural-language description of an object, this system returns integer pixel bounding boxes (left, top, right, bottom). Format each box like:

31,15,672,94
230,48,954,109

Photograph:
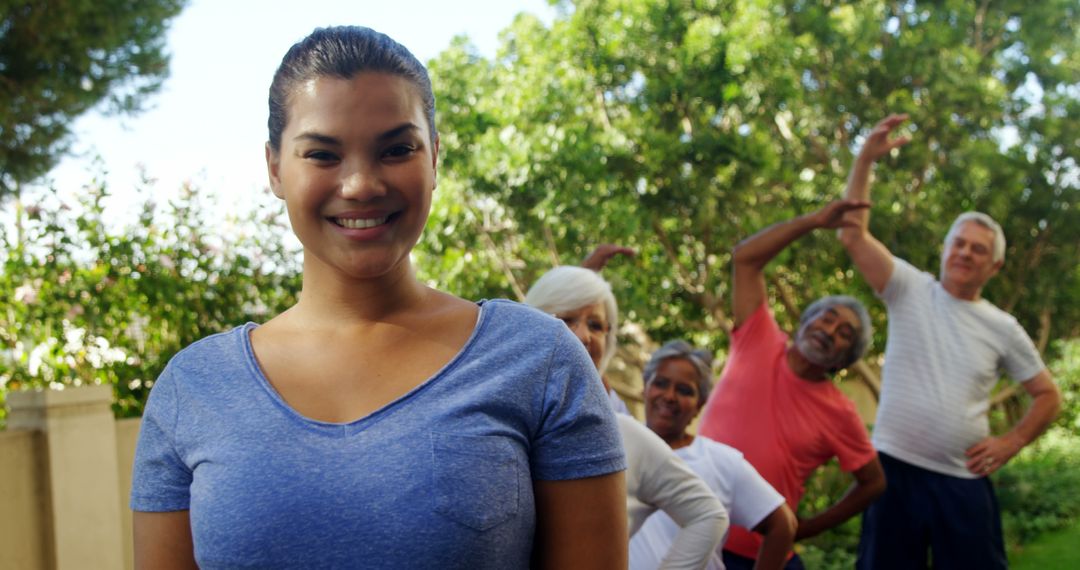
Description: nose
661,385,676,401
340,161,387,200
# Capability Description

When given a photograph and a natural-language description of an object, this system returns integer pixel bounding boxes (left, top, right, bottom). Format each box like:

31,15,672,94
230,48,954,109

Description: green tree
0,0,187,197
423,0,1079,395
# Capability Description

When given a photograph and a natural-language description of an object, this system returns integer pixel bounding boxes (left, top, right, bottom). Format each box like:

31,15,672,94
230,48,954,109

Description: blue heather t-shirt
130,299,626,569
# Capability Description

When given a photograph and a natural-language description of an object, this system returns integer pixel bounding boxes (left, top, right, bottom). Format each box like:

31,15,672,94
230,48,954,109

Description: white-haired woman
526,266,728,570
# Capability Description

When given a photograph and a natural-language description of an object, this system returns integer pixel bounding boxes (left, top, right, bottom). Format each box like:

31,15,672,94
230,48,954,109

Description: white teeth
336,216,388,229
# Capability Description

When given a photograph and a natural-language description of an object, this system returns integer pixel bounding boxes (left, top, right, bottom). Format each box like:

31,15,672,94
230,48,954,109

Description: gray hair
643,340,715,404
524,266,619,373
799,295,873,370
945,211,1006,263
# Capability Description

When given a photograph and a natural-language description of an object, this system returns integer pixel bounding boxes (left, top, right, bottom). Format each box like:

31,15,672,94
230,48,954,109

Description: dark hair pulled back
267,26,436,151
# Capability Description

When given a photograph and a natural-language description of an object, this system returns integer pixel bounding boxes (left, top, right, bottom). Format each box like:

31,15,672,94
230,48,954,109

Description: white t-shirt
620,415,729,570
610,387,631,415
873,257,1046,478
629,436,785,570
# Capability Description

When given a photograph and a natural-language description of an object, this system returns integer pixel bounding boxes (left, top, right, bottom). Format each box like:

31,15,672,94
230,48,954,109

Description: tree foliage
0,0,187,196
423,0,1079,390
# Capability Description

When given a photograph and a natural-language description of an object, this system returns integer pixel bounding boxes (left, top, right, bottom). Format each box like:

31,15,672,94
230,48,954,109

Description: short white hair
946,211,1006,263
524,266,619,373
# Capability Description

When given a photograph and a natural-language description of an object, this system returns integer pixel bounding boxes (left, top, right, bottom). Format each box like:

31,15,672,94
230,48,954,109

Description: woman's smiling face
266,72,438,281
644,357,703,441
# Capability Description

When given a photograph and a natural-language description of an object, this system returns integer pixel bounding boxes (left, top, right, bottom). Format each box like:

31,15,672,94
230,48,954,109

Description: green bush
0,178,301,425
997,430,1080,550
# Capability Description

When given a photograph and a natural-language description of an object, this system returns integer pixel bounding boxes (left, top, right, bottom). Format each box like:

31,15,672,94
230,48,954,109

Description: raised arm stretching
731,200,869,327
837,114,911,293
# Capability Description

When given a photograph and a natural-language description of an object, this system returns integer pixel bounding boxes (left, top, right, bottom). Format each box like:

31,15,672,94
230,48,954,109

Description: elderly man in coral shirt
698,201,885,570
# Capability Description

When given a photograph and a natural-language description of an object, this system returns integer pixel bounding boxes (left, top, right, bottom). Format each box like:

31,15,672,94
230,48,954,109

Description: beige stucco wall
116,417,141,570
0,429,50,569
2,387,142,570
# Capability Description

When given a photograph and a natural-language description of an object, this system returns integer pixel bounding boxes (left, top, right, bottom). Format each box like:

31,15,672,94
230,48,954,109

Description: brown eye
383,144,416,159
305,150,339,163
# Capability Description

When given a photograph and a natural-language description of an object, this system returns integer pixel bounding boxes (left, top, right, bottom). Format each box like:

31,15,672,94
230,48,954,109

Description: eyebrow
291,123,422,146
825,308,857,330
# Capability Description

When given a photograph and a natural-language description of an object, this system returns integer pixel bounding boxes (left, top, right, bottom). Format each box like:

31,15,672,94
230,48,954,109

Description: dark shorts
856,452,1006,570
722,549,805,570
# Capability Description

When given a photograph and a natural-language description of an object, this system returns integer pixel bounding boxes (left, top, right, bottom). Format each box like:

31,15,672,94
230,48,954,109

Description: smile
332,215,390,229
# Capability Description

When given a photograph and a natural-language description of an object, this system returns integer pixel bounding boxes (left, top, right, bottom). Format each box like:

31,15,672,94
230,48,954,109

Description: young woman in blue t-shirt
131,26,627,569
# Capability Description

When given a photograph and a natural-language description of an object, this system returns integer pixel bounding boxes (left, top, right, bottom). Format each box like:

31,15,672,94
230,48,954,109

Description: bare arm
133,511,197,570
532,472,628,570
794,456,885,541
751,504,798,570
731,200,869,327
581,244,637,272
837,114,910,294
965,370,1062,476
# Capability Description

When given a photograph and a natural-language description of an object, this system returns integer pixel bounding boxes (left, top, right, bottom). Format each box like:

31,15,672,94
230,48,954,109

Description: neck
941,278,982,301
295,254,428,324
662,431,694,450
786,345,830,382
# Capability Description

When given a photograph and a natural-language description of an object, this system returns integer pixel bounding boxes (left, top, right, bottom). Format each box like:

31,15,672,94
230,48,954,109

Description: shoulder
692,437,756,476
972,298,1022,326
731,302,785,347
477,299,566,337
164,324,252,377
694,436,745,462
473,299,586,364
617,415,670,461
882,256,934,299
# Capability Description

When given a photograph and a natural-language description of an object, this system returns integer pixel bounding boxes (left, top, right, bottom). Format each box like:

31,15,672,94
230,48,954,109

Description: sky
40,0,555,226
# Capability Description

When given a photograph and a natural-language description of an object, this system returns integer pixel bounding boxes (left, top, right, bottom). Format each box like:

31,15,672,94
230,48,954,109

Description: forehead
284,72,428,139
558,301,607,321
654,358,699,384
949,221,995,248
818,305,859,328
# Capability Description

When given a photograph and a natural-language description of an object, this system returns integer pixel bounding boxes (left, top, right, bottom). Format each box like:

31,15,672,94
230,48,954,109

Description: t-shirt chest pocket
431,432,522,531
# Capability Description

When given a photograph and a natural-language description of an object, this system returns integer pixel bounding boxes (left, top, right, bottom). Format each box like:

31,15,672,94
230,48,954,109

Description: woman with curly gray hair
630,340,797,570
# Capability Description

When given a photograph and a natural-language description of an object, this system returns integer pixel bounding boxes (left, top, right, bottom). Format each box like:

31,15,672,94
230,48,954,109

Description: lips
651,401,681,421
333,215,389,229
808,331,833,351
330,211,396,228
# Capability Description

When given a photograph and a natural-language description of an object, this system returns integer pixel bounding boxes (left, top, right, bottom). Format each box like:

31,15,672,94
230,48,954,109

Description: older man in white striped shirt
838,114,1061,570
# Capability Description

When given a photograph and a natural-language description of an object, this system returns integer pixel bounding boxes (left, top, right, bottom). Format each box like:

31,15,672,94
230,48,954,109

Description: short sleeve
529,326,626,481
130,364,192,512
1002,318,1047,383
726,453,786,531
879,256,922,305
731,302,784,350
828,401,877,473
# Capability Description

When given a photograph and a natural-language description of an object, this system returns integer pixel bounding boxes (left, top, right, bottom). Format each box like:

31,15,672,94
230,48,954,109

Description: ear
431,134,440,190
989,259,1004,278
265,142,284,199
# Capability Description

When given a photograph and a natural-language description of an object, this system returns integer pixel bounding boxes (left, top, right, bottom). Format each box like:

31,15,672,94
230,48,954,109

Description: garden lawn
1010,517,1080,570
